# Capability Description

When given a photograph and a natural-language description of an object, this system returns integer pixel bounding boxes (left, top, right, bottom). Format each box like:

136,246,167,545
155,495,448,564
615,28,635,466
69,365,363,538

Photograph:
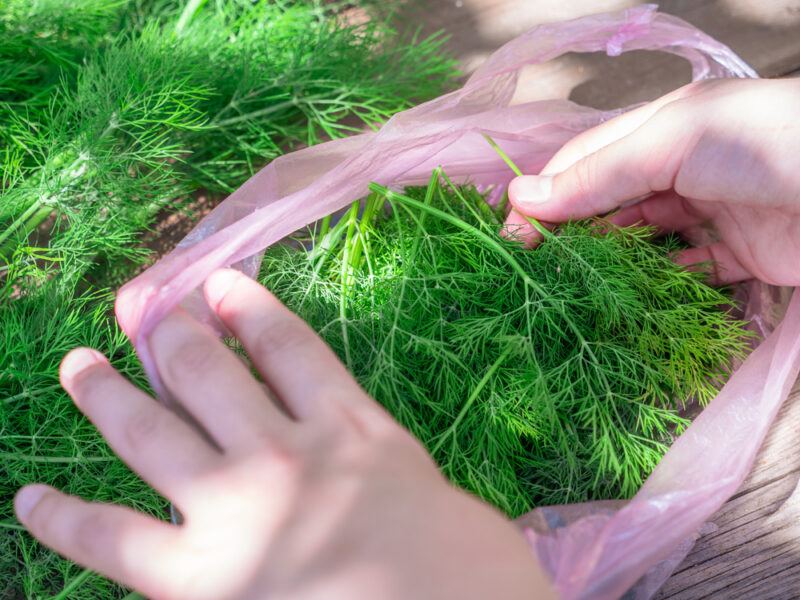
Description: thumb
508,113,686,223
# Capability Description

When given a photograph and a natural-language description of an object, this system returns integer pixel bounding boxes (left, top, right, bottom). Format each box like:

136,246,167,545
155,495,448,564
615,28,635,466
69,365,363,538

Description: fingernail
14,485,50,522
60,348,106,392
509,175,553,207
205,269,242,310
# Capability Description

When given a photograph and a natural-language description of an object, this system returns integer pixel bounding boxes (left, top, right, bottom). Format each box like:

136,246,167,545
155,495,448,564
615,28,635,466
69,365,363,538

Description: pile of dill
1,0,455,283
261,172,749,517
0,1,457,597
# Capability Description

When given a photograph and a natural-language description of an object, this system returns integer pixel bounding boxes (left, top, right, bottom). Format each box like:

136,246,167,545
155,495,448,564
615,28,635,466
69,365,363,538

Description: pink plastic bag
116,5,800,598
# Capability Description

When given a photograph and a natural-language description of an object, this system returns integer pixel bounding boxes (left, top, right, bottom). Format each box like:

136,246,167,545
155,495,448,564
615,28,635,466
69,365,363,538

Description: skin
14,78,800,599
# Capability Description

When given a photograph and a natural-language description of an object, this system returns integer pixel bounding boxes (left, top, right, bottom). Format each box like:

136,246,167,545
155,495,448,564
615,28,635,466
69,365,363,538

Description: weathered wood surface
657,383,800,598
412,1,800,598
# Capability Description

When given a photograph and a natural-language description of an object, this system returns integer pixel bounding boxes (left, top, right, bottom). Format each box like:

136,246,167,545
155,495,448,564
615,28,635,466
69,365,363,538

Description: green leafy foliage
0,0,126,137
172,1,456,191
0,277,163,599
0,2,457,597
0,0,457,283
261,172,750,516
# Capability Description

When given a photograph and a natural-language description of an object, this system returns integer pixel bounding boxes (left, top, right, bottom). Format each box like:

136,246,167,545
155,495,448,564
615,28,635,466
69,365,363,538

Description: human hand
14,269,552,600
506,78,800,286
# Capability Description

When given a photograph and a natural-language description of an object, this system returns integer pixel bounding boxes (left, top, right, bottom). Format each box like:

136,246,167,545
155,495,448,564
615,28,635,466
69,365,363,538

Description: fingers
204,269,383,425
60,349,221,503
15,484,182,599
675,242,752,285
541,81,709,176
506,85,707,225
607,191,706,234
501,208,543,247
508,122,677,222
149,310,293,452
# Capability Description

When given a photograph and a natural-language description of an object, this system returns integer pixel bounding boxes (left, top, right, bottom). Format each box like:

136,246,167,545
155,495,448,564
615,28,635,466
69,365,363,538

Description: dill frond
261,172,751,516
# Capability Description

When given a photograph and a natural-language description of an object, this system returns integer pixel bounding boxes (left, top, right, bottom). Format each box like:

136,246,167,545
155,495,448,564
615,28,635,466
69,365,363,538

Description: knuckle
648,101,687,133
270,443,303,474
376,423,426,456
125,407,162,450
676,79,713,97
74,510,113,556
164,337,222,384
571,152,600,199
239,442,305,491
638,107,688,190
252,316,312,361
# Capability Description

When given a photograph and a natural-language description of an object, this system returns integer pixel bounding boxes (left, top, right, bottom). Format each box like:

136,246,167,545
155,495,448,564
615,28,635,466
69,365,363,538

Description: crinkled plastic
116,5,800,599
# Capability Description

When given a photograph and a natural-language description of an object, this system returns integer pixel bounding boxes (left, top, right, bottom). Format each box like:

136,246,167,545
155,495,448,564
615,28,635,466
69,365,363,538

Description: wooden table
403,1,800,597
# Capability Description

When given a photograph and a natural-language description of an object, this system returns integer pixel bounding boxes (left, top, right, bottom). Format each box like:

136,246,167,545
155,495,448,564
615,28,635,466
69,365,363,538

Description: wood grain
414,1,800,598
655,382,800,600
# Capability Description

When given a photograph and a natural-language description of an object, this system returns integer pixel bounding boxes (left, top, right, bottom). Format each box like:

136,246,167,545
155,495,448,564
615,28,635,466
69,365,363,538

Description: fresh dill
0,2,457,597
261,171,750,516
0,277,162,600
0,0,457,284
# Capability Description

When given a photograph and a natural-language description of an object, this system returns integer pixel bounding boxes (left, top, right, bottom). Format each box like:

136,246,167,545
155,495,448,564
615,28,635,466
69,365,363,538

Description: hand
506,78,800,286
14,269,552,600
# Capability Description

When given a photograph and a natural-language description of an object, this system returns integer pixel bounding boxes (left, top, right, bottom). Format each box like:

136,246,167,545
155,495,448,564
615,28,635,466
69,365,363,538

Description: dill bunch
0,277,164,599
260,172,749,516
0,0,456,283
0,0,126,138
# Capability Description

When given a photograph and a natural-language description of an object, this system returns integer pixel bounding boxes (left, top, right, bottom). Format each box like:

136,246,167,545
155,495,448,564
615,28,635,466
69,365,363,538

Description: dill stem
430,345,513,456
480,135,551,238
339,202,360,368
0,203,58,259
0,200,43,253
349,193,381,271
175,0,207,36
317,214,332,240
370,184,538,285
3,383,62,404
211,99,300,127
53,568,93,600
482,134,522,176
0,453,114,463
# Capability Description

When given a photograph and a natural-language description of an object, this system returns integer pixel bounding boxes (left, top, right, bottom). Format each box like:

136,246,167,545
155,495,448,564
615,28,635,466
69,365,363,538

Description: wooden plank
400,0,800,108
656,382,800,599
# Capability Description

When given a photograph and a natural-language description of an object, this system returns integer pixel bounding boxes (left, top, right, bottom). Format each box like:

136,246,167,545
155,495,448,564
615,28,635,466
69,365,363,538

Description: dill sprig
261,171,750,516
